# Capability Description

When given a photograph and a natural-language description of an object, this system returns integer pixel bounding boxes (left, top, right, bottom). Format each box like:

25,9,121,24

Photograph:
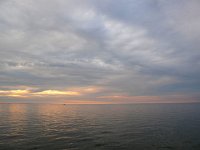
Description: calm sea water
0,103,200,150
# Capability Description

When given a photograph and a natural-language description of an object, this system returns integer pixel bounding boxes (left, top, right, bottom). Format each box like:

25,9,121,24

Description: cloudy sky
0,0,200,104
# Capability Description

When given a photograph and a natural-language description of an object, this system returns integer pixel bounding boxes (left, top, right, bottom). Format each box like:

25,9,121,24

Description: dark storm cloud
0,0,200,102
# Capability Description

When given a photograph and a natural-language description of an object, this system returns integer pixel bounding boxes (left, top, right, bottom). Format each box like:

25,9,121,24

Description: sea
0,103,200,150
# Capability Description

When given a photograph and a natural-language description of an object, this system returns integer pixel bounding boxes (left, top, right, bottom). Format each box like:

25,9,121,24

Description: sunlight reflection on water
0,103,200,150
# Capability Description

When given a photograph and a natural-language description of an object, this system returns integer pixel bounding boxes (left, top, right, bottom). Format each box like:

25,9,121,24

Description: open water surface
0,103,200,150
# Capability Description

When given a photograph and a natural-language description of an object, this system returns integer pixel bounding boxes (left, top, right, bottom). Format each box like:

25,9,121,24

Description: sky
0,0,200,104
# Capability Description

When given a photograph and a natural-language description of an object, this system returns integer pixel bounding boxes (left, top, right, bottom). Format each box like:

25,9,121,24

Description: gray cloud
0,0,200,102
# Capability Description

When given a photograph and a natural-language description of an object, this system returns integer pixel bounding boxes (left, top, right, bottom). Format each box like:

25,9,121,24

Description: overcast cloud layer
0,0,200,103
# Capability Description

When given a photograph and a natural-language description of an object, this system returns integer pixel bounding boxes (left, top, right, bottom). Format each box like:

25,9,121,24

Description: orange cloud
0,90,30,97
69,86,101,94
0,89,81,97
0,87,99,98
33,90,80,96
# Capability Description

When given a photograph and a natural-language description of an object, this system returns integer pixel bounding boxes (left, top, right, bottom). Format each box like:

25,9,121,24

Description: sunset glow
33,90,80,96
0,89,80,98
0,90,30,97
